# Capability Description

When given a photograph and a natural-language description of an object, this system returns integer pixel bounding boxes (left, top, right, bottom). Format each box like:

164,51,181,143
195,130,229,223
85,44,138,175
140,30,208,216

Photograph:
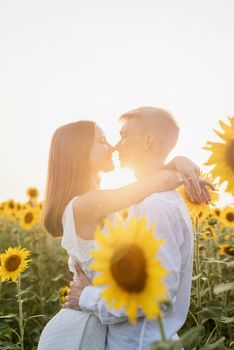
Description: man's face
115,118,146,170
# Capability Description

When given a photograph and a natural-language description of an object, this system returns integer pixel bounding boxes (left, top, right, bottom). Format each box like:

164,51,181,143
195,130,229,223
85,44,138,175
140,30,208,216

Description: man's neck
135,160,164,180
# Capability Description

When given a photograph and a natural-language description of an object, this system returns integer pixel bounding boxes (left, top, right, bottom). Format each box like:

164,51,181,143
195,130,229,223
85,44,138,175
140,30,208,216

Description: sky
0,0,233,206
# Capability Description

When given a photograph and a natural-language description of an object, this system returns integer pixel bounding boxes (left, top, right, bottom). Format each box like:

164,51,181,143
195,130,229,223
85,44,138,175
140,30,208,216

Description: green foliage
0,223,71,349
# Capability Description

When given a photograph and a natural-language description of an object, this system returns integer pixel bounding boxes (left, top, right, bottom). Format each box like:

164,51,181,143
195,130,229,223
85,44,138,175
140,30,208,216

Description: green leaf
176,326,204,349
213,282,234,294
0,314,17,320
199,336,227,350
197,306,223,320
217,316,234,324
192,273,202,281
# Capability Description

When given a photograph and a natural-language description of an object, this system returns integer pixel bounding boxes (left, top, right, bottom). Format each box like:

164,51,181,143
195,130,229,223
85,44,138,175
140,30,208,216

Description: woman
38,120,209,350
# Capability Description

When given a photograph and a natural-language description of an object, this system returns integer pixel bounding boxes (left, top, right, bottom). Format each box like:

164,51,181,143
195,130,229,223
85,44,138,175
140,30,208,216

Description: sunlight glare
100,152,136,189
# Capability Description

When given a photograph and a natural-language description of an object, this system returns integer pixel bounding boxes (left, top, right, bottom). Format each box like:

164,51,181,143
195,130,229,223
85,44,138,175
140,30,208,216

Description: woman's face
90,125,114,173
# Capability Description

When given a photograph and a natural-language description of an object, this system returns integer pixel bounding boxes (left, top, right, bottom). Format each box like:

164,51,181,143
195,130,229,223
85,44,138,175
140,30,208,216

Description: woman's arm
74,170,182,223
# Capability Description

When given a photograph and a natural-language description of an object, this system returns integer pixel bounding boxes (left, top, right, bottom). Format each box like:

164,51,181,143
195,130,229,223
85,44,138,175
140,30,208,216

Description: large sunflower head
221,206,234,228
0,246,31,282
203,116,234,196
178,172,219,221
89,216,169,325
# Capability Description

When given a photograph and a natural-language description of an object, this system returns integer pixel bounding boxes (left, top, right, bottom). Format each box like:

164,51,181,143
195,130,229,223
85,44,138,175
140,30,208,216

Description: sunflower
6,199,16,210
26,187,39,201
89,216,169,325
19,207,40,230
213,207,222,219
0,247,31,282
219,244,234,256
178,172,219,220
203,116,234,196
119,208,129,222
60,286,69,304
2,199,18,221
201,225,216,240
221,206,234,228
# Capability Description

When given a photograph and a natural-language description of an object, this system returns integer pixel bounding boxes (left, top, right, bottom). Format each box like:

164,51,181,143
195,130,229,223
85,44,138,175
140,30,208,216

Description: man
64,107,199,349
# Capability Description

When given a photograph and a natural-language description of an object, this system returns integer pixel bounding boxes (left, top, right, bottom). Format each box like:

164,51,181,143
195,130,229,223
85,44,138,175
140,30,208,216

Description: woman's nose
113,140,121,152
108,143,115,153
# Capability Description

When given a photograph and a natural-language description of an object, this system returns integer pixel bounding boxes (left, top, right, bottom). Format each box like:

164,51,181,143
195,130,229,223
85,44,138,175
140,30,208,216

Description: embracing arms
74,156,213,239
64,199,189,325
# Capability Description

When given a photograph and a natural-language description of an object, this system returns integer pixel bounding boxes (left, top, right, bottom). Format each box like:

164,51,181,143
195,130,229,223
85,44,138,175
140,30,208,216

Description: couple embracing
38,107,213,350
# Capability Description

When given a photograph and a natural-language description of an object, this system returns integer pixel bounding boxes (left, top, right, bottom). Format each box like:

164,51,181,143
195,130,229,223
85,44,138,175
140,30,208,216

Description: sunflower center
226,212,234,222
226,140,234,169
214,209,221,217
110,244,147,293
224,246,234,256
25,212,33,223
29,190,37,197
5,255,21,271
9,201,15,209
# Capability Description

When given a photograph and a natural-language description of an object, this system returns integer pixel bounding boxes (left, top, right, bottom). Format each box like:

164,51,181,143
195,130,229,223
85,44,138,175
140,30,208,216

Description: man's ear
144,135,152,151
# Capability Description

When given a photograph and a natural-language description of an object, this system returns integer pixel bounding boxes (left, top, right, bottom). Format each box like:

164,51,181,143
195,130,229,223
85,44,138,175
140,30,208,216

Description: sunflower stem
16,274,24,350
157,314,166,341
195,217,201,324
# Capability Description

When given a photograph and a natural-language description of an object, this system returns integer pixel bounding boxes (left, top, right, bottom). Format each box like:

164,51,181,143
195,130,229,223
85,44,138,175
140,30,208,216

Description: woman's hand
168,156,200,191
163,156,216,204
185,178,215,204
62,263,91,311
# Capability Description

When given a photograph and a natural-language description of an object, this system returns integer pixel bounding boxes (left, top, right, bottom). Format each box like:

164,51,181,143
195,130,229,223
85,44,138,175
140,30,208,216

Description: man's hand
62,263,91,311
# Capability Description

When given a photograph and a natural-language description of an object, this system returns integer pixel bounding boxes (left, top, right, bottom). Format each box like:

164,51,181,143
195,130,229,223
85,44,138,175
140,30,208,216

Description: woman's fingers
200,179,215,191
201,186,211,203
200,188,209,204
185,187,200,203
184,178,215,204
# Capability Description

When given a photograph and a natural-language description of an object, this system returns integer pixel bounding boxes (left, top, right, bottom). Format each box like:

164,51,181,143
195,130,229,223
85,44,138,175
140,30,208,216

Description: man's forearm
79,286,145,325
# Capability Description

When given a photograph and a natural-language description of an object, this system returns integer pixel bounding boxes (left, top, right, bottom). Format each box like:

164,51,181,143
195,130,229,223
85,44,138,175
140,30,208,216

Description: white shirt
79,190,194,349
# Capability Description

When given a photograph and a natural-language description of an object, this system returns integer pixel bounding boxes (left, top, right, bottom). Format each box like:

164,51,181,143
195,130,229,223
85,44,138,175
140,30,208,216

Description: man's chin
119,159,128,169
102,163,115,173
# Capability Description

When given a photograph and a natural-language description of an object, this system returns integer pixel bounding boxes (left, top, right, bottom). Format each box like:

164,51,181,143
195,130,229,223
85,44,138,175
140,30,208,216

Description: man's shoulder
140,190,183,207
132,190,193,233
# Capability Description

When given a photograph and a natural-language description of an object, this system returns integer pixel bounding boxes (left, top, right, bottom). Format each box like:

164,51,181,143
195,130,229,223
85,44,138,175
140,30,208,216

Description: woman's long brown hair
42,120,96,237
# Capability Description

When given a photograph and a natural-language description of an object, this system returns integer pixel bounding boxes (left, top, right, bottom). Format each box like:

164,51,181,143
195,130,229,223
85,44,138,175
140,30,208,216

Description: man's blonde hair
119,106,179,157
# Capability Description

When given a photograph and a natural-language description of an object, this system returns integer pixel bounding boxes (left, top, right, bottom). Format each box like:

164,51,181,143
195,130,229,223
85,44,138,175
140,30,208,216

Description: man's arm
76,198,184,325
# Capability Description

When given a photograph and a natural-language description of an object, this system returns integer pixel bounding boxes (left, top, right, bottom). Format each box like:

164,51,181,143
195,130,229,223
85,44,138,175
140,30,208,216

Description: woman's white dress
37,196,107,350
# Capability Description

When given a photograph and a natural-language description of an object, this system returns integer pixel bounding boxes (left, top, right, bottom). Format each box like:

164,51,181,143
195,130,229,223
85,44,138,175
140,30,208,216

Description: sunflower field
0,117,234,350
